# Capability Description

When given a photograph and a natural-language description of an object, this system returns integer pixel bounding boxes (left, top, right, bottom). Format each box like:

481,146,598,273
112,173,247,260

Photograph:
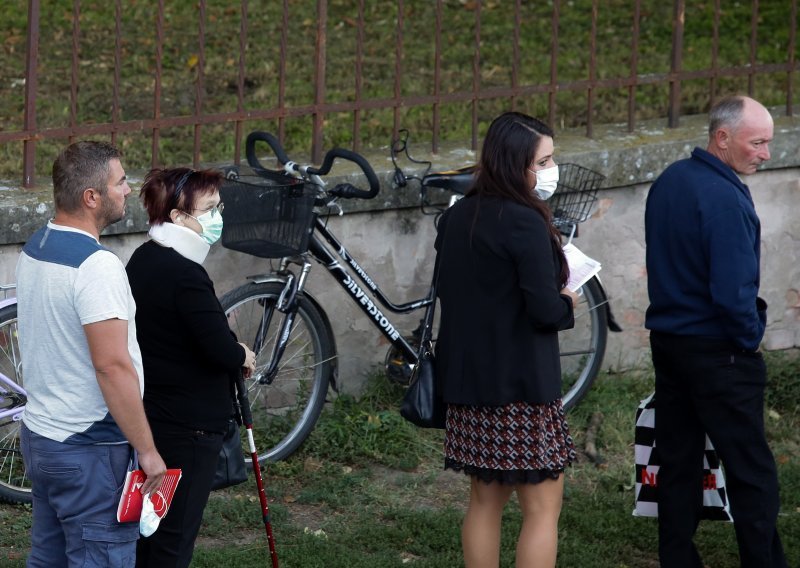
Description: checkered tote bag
633,392,733,521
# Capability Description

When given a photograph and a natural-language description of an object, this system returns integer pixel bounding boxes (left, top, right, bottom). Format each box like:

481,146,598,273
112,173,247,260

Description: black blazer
434,195,574,406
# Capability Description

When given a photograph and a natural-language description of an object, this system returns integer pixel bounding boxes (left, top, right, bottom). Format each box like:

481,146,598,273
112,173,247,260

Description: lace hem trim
444,458,564,485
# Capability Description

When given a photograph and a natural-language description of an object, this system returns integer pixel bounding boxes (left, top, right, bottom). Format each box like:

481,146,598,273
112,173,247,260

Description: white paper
563,242,602,292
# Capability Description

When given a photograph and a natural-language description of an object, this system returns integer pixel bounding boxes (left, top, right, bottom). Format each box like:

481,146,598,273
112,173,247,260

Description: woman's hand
239,342,256,378
560,287,580,308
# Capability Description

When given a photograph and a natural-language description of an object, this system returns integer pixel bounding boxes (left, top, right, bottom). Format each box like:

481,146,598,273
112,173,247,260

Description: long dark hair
468,111,569,287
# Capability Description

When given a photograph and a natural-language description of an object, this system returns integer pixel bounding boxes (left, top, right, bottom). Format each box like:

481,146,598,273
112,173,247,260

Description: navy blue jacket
645,147,766,351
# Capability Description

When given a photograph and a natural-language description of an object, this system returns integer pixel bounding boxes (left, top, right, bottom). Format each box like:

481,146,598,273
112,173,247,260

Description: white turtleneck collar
148,222,210,265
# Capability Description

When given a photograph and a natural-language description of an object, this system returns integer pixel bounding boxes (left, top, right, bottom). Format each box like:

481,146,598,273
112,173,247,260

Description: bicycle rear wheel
0,304,31,504
559,277,608,410
220,282,334,463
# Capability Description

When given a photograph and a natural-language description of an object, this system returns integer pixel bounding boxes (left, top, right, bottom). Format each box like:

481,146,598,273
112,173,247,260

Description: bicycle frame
309,216,433,360
0,372,25,425
0,286,25,425
251,214,434,381
0,284,16,311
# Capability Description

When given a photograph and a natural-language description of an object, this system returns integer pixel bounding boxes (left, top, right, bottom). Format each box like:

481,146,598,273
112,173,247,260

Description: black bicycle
218,131,617,464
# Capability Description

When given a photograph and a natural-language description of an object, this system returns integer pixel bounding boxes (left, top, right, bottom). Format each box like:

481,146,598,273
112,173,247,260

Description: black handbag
210,418,248,491
400,338,446,428
400,268,446,428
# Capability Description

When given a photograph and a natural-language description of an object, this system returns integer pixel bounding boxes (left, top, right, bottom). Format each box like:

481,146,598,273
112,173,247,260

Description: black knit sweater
126,240,244,432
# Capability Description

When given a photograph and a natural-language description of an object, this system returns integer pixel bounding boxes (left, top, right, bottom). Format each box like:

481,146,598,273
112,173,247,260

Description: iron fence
0,0,797,187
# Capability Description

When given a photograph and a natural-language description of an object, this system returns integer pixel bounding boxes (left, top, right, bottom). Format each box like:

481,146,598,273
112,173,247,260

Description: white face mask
529,164,559,200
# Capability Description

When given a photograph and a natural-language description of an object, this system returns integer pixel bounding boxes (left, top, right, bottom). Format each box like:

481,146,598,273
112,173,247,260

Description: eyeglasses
191,202,224,218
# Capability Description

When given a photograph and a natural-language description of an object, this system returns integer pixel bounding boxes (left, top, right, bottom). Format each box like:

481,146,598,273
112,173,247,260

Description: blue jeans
650,332,787,568
21,424,139,568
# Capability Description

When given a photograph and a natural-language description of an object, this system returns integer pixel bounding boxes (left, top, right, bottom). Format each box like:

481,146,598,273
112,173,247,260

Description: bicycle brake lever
325,200,344,216
393,167,407,188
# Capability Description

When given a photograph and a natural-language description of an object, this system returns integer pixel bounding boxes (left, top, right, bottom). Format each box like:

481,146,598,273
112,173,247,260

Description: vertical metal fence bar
432,0,443,154
234,0,248,166
278,0,291,140
667,0,685,128
748,0,759,96
471,0,481,150
69,0,80,144
548,2,559,129
111,0,122,147
510,0,521,112
392,0,404,138
788,0,797,116
151,0,165,167
312,0,328,163
22,0,41,188
627,0,641,132
710,0,720,104
193,0,207,167
352,0,365,152
586,0,598,138
278,0,288,142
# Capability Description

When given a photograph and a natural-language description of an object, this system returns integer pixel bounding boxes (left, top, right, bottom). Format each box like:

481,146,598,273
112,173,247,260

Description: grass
1,351,798,567
0,1,797,182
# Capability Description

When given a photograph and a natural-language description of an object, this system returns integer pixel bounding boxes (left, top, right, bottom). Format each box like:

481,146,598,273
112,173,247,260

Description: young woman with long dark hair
434,111,578,567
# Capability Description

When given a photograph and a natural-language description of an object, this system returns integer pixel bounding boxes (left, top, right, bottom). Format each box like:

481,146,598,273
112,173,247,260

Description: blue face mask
186,209,223,245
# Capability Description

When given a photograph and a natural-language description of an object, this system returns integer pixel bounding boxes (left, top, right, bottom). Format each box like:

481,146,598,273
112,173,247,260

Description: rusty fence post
22,0,41,188
667,0,685,128
311,0,328,163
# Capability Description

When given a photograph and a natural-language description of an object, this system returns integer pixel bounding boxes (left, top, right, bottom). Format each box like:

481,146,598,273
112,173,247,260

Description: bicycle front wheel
559,276,608,410
221,282,335,463
0,303,31,504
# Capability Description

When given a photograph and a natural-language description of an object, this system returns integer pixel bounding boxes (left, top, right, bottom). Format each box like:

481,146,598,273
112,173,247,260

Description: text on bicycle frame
343,274,401,341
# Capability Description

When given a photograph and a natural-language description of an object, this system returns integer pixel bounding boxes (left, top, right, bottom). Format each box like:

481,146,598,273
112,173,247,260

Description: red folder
117,468,182,523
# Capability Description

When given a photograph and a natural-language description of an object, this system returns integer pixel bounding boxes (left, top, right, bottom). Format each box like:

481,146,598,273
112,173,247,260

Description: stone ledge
2,113,797,245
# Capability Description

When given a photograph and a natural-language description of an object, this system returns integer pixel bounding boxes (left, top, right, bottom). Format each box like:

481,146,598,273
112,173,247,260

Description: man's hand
138,448,167,496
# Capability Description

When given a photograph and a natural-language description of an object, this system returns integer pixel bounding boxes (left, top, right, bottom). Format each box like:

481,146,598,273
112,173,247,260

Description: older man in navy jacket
645,95,786,567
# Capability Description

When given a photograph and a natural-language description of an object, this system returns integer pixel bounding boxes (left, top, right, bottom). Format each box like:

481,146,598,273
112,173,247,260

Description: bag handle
417,211,450,359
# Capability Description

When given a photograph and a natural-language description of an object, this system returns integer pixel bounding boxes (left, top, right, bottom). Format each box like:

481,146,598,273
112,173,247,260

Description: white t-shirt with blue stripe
17,222,144,444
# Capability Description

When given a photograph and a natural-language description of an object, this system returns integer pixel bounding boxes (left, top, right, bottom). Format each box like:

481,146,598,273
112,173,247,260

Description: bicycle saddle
421,165,476,195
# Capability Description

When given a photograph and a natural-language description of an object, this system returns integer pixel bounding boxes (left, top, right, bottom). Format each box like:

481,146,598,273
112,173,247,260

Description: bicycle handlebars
245,131,380,200
246,131,290,166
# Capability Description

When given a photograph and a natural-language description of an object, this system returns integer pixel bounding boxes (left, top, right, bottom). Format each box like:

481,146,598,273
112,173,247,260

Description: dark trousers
650,332,786,568
136,422,224,568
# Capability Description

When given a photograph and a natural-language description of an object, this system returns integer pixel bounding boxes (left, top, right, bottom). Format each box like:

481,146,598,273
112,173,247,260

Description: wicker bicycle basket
219,175,318,259
548,163,605,226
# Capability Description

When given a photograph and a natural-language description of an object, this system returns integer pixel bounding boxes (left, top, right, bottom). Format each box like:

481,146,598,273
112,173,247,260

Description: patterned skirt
444,399,576,484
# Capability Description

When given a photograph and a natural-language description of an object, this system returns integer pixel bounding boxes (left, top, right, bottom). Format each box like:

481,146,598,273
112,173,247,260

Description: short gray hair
708,95,746,138
52,141,122,213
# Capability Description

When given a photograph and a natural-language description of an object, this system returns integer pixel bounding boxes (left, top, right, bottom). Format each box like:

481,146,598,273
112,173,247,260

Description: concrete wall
2,113,798,393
